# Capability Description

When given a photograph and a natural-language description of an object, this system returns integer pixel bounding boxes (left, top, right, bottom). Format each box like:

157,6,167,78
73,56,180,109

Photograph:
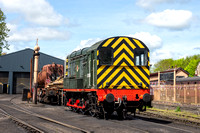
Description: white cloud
8,27,70,41
136,0,190,10
73,38,102,51
150,41,200,65
6,23,18,31
128,32,162,50
145,9,193,30
0,0,63,26
151,49,173,64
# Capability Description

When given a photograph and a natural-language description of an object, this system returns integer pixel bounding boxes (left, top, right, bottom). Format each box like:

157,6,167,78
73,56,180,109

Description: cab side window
135,51,147,66
99,48,113,65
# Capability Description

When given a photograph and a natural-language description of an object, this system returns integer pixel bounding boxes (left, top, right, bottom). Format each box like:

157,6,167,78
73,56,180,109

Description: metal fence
152,84,200,104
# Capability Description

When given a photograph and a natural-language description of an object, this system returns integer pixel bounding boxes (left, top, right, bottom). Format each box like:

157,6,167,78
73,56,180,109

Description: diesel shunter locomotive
63,36,151,119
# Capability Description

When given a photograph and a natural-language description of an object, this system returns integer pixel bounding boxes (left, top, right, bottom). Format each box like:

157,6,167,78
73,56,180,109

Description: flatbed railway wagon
37,63,64,104
63,36,151,118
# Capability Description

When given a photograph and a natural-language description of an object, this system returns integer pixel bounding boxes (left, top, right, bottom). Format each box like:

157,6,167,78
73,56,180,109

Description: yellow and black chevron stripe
97,37,150,89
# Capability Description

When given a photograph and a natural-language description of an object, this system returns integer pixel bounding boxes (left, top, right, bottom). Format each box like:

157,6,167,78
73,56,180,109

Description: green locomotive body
63,36,151,118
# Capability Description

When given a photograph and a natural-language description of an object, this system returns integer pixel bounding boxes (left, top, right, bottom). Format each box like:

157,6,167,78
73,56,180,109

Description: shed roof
150,67,189,76
176,76,200,82
0,48,64,72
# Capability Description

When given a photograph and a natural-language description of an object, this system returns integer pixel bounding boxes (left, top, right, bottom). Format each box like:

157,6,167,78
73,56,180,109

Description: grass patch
146,107,200,120
175,106,181,112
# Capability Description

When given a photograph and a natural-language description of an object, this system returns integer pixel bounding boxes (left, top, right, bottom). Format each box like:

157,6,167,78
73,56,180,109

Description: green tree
153,54,200,77
173,58,185,69
153,58,174,72
185,59,200,77
0,9,10,55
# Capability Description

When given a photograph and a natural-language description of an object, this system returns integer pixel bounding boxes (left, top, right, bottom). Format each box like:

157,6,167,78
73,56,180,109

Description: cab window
135,51,147,66
99,48,113,65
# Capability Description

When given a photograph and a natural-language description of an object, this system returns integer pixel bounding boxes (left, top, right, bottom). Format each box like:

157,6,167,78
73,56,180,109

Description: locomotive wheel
79,109,86,115
122,110,127,119
104,112,112,120
117,110,127,120
89,110,96,117
72,107,79,113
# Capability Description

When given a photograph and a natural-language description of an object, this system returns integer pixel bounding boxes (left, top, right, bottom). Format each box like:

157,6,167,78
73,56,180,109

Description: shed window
99,48,113,65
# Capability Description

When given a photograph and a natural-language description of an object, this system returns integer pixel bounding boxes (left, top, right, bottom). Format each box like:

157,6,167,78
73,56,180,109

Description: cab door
88,51,95,88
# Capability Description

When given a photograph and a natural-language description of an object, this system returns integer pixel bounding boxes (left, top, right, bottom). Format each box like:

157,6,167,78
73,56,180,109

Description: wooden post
184,85,186,103
158,71,161,101
165,85,168,101
195,84,197,104
158,71,160,87
174,69,176,102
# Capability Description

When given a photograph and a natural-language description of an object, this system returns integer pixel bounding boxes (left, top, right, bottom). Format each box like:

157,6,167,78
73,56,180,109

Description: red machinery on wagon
37,63,64,104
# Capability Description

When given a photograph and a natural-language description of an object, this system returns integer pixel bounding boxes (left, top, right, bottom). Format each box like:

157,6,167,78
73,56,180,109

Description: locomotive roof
87,40,103,52
67,40,103,58
67,36,149,58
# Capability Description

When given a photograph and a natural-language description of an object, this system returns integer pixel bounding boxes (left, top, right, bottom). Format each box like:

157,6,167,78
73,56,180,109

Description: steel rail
136,113,196,133
1,103,92,133
0,108,45,133
138,111,200,127
109,120,149,133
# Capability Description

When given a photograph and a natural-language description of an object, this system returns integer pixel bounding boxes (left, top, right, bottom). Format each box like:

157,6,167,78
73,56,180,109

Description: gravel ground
1,94,200,133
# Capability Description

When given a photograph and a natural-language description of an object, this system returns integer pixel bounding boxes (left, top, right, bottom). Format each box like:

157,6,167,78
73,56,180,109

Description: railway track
0,108,44,133
0,97,92,133
1,95,199,133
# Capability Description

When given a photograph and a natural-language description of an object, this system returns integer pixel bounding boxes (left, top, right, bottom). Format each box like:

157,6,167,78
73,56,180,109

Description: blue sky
1,0,200,65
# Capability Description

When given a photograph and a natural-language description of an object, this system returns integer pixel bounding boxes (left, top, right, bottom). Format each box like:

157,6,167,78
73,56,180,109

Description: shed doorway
3,84,8,93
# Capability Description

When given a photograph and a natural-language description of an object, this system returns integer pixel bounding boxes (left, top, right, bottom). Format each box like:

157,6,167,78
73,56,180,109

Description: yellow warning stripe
133,39,144,48
97,65,107,75
102,38,114,47
97,65,115,84
126,66,146,88
117,81,131,89
135,66,150,84
111,38,124,48
113,43,134,58
113,53,134,66
100,66,123,88
97,60,99,65
142,66,150,76
109,72,138,89
97,50,99,56
124,38,136,49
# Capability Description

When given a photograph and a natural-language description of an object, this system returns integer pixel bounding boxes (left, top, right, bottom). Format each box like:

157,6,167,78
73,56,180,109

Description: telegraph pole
33,39,40,104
